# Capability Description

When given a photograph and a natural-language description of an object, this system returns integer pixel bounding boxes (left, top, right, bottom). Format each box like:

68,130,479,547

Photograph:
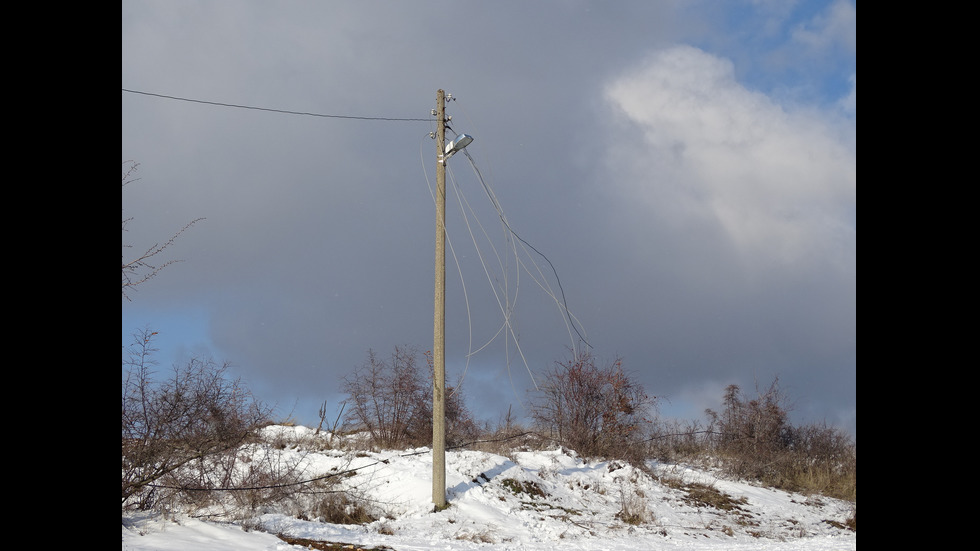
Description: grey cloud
123,1,855,436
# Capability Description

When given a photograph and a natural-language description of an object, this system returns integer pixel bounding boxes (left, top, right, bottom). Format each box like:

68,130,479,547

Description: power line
122,88,433,122
461,147,592,351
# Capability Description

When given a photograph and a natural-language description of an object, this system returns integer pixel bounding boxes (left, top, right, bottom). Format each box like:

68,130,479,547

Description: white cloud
792,0,857,55
604,44,855,267
839,73,856,115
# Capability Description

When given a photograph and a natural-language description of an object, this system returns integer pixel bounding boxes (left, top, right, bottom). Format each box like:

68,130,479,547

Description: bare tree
530,351,654,462
122,160,203,300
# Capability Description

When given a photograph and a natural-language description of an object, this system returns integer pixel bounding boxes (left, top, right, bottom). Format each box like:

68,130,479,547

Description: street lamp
433,89,473,509
444,134,474,160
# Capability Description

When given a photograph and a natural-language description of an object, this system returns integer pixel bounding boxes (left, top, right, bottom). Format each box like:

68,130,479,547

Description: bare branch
121,161,204,300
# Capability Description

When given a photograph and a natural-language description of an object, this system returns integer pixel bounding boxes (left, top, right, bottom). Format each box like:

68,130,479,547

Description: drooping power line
122,88,433,122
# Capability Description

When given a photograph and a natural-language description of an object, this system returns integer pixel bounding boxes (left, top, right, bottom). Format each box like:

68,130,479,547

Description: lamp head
444,134,474,160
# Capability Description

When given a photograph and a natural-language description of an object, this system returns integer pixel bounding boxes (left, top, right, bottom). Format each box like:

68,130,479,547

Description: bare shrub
529,351,654,462
313,493,378,525
343,346,429,449
705,378,793,482
342,346,478,450
423,350,481,448
703,377,856,500
617,488,652,525
782,423,856,501
646,418,714,464
314,400,347,446
471,405,534,456
121,328,273,511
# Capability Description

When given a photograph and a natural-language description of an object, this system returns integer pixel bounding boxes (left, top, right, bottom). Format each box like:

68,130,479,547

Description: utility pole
431,90,473,509
432,88,448,509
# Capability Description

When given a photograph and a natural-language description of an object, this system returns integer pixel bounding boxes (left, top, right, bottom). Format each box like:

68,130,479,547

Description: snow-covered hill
122,425,856,550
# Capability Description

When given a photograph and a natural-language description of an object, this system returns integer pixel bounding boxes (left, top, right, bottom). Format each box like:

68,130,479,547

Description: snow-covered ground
122,425,856,550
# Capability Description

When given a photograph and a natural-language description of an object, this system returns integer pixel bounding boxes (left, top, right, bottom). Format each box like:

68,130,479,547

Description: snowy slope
122,425,856,550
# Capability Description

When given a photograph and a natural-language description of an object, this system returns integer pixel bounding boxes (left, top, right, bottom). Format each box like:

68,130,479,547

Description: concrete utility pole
432,88,448,509
431,89,473,509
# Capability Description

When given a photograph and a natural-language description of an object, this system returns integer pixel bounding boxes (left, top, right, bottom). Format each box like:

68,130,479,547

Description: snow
122,425,856,550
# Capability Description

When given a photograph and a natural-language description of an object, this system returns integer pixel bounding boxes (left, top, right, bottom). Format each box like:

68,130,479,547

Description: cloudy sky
122,0,856,437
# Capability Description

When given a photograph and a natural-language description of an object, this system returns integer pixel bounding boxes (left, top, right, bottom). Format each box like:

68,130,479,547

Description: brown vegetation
342,346,479,450
121,328,276,511
529,351,654,463
122,337,854,524
643,378,856,501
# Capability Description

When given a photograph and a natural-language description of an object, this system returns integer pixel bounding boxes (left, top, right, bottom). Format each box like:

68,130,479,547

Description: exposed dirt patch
501,478,547,498
277,534,395,550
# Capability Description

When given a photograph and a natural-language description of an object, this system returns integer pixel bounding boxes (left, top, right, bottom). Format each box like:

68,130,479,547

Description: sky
121,0,856,438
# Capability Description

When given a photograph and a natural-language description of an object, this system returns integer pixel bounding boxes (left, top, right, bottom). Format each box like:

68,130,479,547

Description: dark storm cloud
123,1,855,435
